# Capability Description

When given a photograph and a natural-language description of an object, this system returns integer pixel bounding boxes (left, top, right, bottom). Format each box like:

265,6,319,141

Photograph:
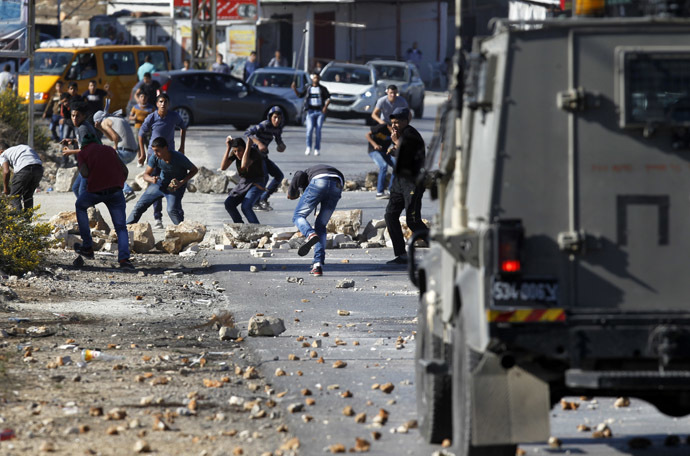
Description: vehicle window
321,66,372,85
65,52,98,80
177,74,197,88
411,66,421,80
623,52,690,125
192,73,218,91
104,51,136,75
19,52,73,75
137,51,168,72
248,72,294,88
219,75,247,93
374,64,409,81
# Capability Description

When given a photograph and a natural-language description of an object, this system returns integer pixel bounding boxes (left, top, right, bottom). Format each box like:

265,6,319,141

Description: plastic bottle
81,349,125,363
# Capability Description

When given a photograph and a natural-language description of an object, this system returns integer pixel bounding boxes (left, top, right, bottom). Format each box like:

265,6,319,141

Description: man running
244,106,286,211
221,136,265,224
93,110,138,201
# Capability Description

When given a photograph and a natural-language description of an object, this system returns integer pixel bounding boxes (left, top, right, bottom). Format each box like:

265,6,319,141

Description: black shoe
310,265,323,276
253,203,266,212
298,233,320,257
259,200,273,211
119,259,135,270
124,191,136,202
74,243,95,259
386,255,408,265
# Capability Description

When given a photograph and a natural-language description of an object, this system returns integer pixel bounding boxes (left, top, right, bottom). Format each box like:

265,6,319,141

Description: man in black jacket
288,164,344,276
292,72,331,156
384,107,427,264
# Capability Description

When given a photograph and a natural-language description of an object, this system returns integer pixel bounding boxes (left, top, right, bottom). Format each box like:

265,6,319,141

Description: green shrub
0,90,50,152
0,197,54,275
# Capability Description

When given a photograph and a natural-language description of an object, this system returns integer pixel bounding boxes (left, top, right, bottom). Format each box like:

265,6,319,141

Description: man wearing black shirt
221,136,266,224
384,107,427,264
82,80,112,123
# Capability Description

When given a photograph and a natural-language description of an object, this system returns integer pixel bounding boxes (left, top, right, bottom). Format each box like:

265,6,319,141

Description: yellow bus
17,43,170,113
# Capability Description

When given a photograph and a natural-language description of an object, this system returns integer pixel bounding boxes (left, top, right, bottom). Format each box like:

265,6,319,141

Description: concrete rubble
248,316,286,337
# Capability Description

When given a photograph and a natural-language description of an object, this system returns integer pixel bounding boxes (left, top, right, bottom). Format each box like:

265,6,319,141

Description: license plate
491,278,559,306
328,104,348,111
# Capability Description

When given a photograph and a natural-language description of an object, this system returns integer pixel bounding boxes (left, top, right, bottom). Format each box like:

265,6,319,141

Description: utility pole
28,0,35,148
191,0,216,70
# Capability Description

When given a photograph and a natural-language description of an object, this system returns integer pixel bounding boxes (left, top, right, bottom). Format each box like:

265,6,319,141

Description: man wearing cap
0,141,44,211
288,164,344,277
94,110,137,201
384,107,427,265
72,132,134,270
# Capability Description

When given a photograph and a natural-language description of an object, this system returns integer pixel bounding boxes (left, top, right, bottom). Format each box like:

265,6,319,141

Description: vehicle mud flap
470,351,550,446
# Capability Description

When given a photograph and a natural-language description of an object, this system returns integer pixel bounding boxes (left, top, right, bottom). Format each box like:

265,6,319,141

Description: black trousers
384,177,426,257
10,164,43,211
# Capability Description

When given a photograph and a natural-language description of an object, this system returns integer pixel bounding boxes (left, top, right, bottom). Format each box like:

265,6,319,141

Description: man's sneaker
313,149,320,156
253,203,265,211
259,200,273,211
310,264,323,276
376,192,390,200
386,255,408,265
124,191,136,202
74,243,95,259
119,259,135,270
305,147,311,156
153,219,164,229
298,233,320,257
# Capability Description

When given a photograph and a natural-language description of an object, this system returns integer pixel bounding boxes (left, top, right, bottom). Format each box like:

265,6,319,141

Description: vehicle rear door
572,31,690,312
216,74,263,123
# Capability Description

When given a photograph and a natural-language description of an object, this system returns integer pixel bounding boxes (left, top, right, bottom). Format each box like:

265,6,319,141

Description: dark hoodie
244,106,285,152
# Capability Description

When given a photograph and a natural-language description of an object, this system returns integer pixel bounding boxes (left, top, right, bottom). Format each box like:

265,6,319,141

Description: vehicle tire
414,97,425,119
416,298,452,443
174,107,192,127
452,316,517,456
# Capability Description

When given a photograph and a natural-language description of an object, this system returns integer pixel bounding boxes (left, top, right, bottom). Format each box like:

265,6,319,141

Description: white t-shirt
374,95,409,123
0,145,42,173
0,71,12,92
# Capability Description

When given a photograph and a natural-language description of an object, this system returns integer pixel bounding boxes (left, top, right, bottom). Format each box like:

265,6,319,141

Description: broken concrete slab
192,167,228,194
54,168,78,192
127,223,155,253
223,223,273,243
326,210,362,237
248,316,286,337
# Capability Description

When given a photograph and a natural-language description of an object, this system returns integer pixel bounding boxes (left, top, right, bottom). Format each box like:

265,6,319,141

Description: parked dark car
130,70,299,129
246,67,310,125
366,60,425,118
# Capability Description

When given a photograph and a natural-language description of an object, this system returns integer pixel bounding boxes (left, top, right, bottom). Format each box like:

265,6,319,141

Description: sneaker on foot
153,219,164,229
119,259,135,270
305,147,311,156
298,233,320,257
259,200,273,211
253,203,265,211
74,243,95,259
386,255,408,265
310,264,323,276
313,149,320,156
376,192,390,200
124,191,136,202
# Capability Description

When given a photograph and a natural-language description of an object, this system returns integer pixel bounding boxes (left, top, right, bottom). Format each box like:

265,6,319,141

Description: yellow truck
18,41,170,113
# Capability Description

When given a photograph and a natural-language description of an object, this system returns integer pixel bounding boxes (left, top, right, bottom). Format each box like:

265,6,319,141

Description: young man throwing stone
0,141,44,211
288,164,344,277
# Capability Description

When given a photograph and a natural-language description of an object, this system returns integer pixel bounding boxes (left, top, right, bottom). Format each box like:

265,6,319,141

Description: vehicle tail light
160,79,170,93
496,219,524,276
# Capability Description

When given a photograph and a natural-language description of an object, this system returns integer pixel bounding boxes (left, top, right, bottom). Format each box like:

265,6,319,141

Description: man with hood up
244,106,287,211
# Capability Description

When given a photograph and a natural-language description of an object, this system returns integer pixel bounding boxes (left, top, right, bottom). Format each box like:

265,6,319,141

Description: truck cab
414,5,690,455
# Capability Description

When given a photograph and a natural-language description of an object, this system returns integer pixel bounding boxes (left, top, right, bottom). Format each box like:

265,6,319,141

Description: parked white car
319,62,385,124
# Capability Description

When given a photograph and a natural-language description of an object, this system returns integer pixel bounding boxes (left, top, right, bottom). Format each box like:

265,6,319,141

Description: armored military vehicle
413,1,690,454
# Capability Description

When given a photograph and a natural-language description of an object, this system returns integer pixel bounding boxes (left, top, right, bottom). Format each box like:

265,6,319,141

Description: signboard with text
173,0,257,21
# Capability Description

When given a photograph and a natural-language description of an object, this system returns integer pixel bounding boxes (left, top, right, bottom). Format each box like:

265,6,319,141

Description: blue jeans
305,110,325,150
72,174,88,197
126,182,186,225
49,114,61,141
61,122,74,141
260,157,283,202
368,150,396,194
116,147,136,194
292,178,342,265
76,189,130,262
224,182,263,224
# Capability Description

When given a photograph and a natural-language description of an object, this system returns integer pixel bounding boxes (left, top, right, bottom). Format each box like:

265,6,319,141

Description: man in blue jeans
245,106,286,211
61,101,101,197
93,110,137,201
221,136,265,223
126,137,198,226
288,164,344,277
365,123,396,199
291,72,330,156
72,133,134,270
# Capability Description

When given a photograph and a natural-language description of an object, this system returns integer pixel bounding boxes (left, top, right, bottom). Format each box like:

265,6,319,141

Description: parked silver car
366,60,425,118
319,62,385,124
246,67,309,125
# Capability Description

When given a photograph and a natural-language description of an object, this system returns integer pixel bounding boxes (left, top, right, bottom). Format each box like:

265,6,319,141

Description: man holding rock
126,136,198,226
0,141,44,211
288,164,344,277
384,107,427,265
72,133,134,270
221,136,265,224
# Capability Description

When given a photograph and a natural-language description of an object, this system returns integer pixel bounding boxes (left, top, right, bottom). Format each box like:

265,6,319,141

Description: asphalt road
34,91,690,455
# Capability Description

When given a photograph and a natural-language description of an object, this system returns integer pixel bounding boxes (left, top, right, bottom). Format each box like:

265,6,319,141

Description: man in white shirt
0,141,44,211
0,64,13,93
